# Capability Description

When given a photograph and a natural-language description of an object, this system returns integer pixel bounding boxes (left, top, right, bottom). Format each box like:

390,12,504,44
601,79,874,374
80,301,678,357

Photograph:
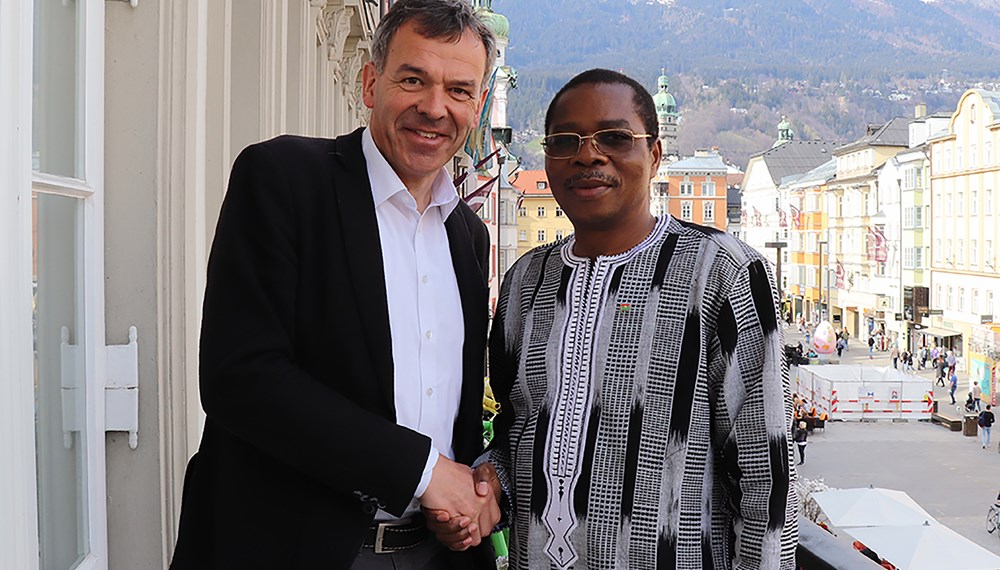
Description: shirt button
425,330,432,340
426,388,434,397
422,275,429,284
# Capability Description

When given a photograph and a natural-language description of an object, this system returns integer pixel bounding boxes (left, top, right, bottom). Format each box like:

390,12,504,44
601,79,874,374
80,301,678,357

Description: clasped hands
419,456,502,551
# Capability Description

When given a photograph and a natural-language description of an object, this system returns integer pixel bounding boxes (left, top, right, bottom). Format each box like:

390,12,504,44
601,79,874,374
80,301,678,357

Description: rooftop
781,158,837,189
751,140,842,186
666,152,728,174
512,169,552,197
834,116,910,155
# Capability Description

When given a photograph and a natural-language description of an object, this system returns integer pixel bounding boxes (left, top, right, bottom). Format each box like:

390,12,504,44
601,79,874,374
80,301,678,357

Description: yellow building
514,170,575,258
927,89,1000,369
784,159,835,323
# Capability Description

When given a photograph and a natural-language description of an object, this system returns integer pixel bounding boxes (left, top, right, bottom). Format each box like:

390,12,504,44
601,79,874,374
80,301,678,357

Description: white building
743,119,839,298
927,89,1000,366
0,2,447,568
825,117,909,341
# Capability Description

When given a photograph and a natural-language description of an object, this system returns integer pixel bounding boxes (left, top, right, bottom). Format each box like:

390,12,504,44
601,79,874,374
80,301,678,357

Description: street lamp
764,240,788,300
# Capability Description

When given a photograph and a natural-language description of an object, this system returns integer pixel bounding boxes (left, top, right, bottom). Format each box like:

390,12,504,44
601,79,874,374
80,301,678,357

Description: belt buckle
374,522,389,554
374,520,406,554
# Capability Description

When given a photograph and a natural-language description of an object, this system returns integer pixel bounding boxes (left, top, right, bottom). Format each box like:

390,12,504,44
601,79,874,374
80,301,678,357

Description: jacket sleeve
480,259,520,526
198,141,430,516
718,257,798,569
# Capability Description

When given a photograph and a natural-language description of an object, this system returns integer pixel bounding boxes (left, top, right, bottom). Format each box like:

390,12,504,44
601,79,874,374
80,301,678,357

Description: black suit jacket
170,130,492,569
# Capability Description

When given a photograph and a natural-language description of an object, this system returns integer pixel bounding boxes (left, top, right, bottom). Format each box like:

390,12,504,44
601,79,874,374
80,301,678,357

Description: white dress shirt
362,129,465,519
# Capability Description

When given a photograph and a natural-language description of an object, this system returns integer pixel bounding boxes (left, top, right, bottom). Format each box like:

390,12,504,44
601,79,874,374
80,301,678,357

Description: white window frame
703,201,715,222
680,200,692,221
1,2,109,569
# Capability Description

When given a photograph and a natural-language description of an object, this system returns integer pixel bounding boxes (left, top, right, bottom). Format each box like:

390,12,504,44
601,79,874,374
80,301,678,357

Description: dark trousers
796,442,807,464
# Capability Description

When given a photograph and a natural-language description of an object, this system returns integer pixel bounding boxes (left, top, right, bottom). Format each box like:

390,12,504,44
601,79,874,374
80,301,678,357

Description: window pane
33,193,89,569
33,0,80,178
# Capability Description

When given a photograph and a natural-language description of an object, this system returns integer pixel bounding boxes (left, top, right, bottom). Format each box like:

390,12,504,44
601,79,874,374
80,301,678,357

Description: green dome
653,69,677,115
479,9,509,39
777,115,791,130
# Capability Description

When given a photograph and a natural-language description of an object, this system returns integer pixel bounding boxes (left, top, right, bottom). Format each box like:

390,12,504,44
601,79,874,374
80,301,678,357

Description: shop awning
920,326,962,338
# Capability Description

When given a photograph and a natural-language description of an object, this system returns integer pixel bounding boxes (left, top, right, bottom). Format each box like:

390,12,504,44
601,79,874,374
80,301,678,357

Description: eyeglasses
541,128,652,159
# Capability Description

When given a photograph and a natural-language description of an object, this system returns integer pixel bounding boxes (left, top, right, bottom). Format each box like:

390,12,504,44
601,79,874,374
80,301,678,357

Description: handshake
418,455,503,551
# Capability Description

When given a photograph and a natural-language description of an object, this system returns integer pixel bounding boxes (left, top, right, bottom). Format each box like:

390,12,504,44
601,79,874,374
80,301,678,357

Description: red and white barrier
793,365,933,421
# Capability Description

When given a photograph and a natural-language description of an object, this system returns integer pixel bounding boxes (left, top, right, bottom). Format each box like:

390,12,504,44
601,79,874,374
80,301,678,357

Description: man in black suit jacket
170,1,500,567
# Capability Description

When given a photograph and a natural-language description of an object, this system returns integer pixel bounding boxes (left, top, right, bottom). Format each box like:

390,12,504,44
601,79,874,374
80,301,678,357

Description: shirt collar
362,128,460,216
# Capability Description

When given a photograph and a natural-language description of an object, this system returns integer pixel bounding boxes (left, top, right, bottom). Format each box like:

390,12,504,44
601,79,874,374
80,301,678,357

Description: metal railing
796,516,884,569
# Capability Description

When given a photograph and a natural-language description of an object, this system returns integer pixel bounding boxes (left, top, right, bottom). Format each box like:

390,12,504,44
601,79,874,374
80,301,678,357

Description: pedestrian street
784,325,1000,556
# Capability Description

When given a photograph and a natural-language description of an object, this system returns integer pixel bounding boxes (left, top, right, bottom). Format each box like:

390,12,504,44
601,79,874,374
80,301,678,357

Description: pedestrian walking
949,371,958,405
794,421,809,465
980,405,996,449
936,356,947,387
842,329,850,350
805,328,811,347
919,346,928,369
836,337,845,357
868,336,875,359
973,382,983,412
890,345,900,369
947,350,957,375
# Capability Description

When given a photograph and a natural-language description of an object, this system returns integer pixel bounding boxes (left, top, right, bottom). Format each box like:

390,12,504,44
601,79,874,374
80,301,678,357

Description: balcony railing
795,516,884,570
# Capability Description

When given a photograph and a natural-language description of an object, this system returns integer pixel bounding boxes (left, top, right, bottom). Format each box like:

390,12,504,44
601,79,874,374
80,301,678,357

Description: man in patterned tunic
434,69,797,569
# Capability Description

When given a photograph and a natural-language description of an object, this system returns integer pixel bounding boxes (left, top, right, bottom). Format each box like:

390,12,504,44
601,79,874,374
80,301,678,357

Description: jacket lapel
331,129,396,414
445,207,489,461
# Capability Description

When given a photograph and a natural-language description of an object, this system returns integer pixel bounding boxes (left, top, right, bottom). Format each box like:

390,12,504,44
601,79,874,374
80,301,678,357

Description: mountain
492,0,1000,169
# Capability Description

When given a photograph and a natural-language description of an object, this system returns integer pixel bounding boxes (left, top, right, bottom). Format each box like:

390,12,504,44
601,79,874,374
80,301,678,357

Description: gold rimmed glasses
541,128,653,159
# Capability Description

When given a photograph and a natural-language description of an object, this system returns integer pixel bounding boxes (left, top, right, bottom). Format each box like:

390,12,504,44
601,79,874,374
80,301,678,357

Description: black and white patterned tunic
486,216,797,569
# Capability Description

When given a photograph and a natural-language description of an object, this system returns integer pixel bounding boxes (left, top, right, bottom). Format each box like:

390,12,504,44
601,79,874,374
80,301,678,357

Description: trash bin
963,414,979,437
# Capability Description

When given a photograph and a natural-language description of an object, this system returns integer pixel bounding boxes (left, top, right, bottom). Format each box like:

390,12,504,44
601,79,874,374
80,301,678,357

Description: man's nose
573,136,609,165
415,86,448,121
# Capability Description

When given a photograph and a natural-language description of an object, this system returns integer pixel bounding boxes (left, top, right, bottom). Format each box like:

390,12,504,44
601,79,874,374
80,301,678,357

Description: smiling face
545,82,661,247
362,21,488,196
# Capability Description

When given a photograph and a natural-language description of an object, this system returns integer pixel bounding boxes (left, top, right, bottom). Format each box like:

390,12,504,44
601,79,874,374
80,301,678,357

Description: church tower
774,115,795,147
653,70,680,159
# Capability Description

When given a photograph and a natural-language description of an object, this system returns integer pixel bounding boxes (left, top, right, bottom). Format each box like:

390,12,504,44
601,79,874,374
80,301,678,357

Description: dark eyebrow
395,64,428,77
549,119,633,133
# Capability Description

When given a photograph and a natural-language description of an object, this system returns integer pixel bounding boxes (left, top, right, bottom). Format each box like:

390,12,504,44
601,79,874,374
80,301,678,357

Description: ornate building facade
1,2,402,568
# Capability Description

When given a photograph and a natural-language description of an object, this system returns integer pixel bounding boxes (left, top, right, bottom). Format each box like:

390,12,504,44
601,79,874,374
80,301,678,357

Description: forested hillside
493,0,1000,169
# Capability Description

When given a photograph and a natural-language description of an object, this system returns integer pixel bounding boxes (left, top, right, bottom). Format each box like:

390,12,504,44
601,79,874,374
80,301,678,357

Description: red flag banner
778,208,788,227
868,226,888,262
753,206,762,228
464,175,499,214
789,204,802,229
835,259,846,289
740,208,747,226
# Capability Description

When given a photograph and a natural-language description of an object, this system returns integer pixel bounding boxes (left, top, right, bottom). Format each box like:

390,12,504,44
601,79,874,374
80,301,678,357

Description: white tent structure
847,522,1000,570
794,365,933,421
812,487,937,528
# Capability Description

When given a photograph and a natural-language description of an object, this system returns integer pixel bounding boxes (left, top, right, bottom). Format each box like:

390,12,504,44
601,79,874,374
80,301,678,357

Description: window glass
33,0,80,178
33,192,90,569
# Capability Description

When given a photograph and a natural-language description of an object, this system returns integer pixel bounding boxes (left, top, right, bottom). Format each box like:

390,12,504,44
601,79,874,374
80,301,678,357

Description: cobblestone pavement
784,324,1000,556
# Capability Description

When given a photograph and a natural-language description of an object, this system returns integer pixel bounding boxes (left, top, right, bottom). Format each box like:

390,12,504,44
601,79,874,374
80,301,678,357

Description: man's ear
477,85,491,115
648,138,662,178
361,61,378,110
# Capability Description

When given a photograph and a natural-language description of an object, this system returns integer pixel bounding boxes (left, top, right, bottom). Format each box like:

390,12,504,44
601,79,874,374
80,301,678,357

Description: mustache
567,170,620,187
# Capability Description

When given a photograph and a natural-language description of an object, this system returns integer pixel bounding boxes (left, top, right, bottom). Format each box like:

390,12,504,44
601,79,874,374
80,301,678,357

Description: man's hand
422,461,502,551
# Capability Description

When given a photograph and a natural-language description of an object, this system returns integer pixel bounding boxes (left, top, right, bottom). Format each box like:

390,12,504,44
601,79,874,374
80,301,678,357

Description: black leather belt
361,516,429,554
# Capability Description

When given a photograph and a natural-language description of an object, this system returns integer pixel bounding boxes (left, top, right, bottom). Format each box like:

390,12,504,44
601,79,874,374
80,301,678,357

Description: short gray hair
371,0,497,86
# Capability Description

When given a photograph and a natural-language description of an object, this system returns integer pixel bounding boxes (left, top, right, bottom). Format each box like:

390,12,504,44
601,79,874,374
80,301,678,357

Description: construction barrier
793,365,933,421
